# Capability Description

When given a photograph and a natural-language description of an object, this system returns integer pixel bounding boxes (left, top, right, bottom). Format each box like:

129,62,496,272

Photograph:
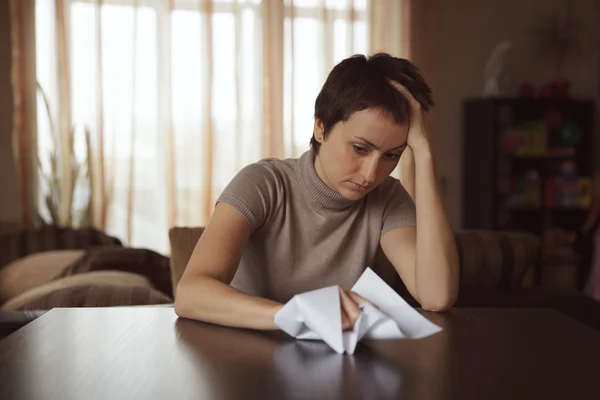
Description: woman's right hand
338,287,378,331
175,203,284,330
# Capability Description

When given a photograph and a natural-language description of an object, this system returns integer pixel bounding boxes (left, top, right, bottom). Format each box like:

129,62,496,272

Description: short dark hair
311,53,434,151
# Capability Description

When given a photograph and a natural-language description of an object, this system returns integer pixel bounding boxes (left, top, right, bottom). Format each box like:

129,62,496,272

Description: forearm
399,147,416,201
413,146,459,310
174,275,283,330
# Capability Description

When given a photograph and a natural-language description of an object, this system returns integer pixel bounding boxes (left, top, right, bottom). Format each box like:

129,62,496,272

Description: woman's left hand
387,80,432,154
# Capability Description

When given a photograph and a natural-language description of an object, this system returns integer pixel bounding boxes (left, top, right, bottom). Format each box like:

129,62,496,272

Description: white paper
274,267,442,354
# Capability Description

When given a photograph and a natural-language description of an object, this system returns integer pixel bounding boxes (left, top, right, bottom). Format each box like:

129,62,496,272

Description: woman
175,53,459,331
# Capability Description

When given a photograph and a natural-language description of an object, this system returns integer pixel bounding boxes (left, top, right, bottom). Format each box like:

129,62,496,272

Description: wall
414,0,600,228
2,0,599,229
0,0,20,224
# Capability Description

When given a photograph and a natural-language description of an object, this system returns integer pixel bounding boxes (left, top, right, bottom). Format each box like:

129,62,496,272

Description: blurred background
2,0,600,294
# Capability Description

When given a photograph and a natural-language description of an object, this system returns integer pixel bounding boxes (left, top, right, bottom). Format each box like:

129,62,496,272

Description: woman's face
313,108,409,200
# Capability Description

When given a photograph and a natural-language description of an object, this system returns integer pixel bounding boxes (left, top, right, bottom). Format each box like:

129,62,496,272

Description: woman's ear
313,119,325,143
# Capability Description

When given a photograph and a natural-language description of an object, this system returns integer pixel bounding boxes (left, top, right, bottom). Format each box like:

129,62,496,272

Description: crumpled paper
274,267,442,354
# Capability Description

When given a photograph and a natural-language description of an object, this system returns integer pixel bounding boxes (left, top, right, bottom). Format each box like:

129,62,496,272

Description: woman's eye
384,153,401,161
353,145,368,154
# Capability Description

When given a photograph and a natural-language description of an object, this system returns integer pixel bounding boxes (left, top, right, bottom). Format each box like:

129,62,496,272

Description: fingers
386,79,421,110
341,310,352,331
339,287,361,331
347,291,380,310
337,288,380,330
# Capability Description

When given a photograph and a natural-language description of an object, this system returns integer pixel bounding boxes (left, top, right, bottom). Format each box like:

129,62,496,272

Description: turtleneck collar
298,148,359,210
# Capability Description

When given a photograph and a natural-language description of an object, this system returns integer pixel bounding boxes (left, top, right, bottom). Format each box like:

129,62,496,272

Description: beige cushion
57,247,172,298
454,230,540,289
0,271,161,311
0,250,85,305
168,227,205,297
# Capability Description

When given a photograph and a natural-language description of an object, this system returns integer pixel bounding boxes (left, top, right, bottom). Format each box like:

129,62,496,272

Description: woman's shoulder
371,176,409,198
365,176,414,211
237,155,299,183
218,156,301,232
224,155,303,202
367,177,416,230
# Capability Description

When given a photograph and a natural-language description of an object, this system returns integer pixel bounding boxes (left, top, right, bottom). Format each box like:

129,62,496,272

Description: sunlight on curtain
283,0,367,158
32,0,406,255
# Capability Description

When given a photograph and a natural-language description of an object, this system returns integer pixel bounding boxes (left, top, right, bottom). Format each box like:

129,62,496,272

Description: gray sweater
216,148,416,303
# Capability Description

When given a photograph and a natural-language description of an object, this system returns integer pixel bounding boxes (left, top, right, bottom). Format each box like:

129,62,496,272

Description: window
35,0,369,253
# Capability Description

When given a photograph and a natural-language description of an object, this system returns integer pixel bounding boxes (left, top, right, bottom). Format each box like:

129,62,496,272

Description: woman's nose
360,158,378,185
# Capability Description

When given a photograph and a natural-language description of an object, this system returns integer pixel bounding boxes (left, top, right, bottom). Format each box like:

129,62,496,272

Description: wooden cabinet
462,98,596,288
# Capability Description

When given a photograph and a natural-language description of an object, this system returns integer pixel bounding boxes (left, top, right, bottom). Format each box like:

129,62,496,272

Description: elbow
421,262,460,312
421,300,453,312
174,302,186,319
419,289,458,312
173,294,187,319
173,280,193,319
173,274,217,321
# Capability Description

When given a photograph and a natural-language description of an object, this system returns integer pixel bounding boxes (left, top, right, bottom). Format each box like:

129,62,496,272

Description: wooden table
1,307,599,399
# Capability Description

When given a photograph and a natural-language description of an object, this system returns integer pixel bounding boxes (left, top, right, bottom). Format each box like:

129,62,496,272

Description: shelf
502,153,576,160
464,98,595,290
505,207,590,212
463,98,594,238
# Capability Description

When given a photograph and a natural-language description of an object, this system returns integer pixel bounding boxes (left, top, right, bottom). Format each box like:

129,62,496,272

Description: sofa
0,226,173,311
167,227,540,296
3,226,600,341
168,227,600,332
0,226,178,339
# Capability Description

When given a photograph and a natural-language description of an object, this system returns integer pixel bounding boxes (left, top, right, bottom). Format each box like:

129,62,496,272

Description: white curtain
14,0,409,254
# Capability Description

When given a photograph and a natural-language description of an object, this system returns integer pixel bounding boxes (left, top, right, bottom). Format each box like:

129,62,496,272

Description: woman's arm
386,144,459,310
380,83,459,311
176,203,368,330
174,203,283,330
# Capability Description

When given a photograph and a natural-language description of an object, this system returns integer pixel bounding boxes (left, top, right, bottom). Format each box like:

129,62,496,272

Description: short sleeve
215,161,282,233
381,178,416,235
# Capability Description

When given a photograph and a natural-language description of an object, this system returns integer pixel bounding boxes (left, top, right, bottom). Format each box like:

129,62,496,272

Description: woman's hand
338,287,378,330
387,80,432,154
381,79,460,312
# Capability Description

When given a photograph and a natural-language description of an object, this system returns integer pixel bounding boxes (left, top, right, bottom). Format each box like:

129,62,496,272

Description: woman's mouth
348,182,368,191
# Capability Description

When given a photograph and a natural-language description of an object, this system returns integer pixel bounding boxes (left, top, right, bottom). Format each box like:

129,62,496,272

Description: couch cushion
0,250,85,305
0,271,171,311
56,247,172,297
166,227,540,297
0,226,122,269
168,227,205,297
455,230,540,289
376,230,541,301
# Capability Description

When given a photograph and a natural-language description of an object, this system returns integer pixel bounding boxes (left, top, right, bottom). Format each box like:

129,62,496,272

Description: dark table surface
1,306,599,400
